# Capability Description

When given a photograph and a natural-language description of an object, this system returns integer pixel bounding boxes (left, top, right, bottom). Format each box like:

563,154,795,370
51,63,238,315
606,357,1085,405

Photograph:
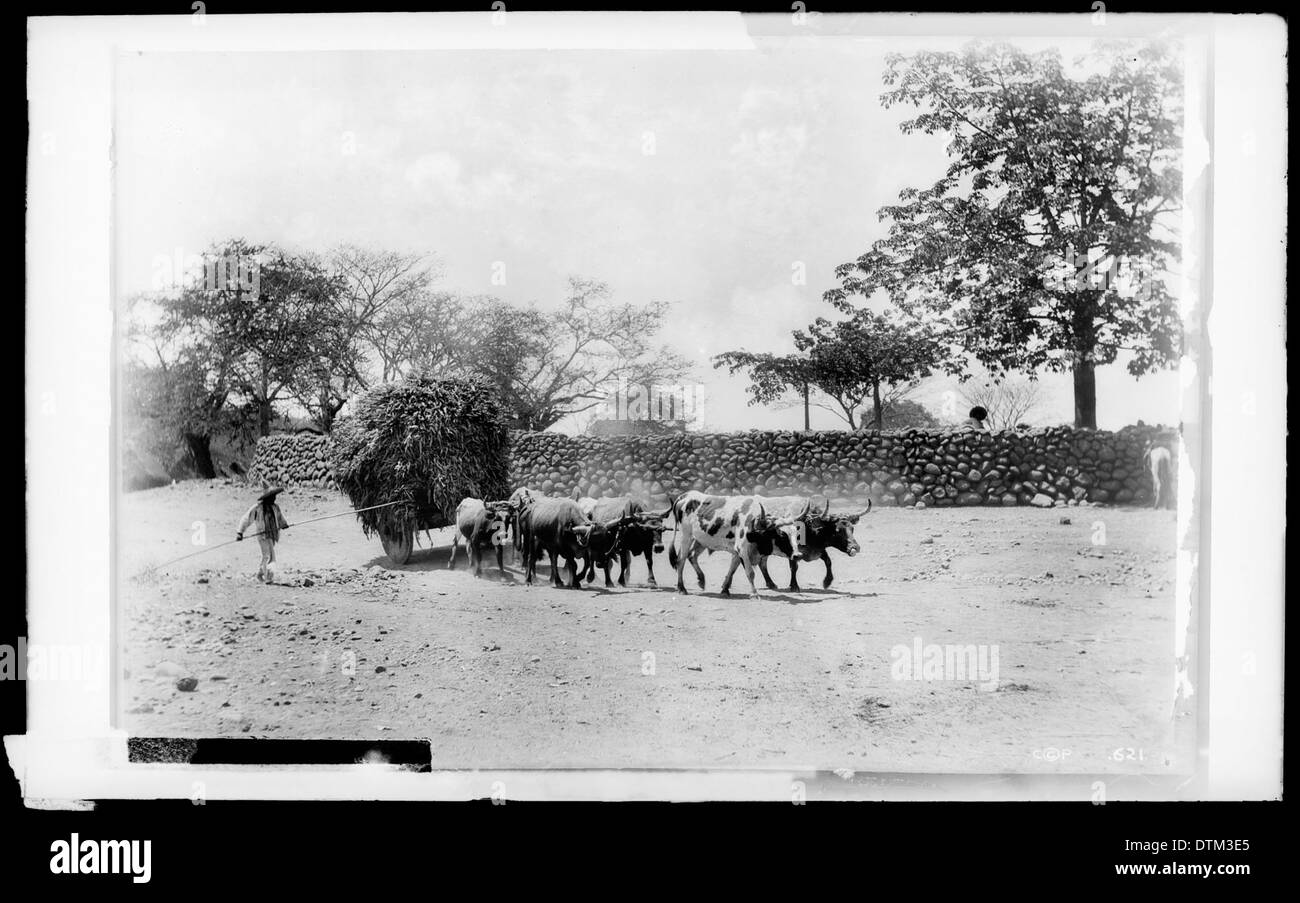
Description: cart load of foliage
330,374,511,540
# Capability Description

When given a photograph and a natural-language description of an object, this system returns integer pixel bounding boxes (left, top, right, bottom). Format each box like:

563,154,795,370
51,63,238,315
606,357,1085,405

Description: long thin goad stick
134,499,408,578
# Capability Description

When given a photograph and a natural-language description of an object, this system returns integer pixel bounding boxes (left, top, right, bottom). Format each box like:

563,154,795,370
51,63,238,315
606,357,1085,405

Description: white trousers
257,538,278,583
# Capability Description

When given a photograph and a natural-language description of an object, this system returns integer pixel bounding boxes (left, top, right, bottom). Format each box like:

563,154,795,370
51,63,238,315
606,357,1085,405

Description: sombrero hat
258,486,285,502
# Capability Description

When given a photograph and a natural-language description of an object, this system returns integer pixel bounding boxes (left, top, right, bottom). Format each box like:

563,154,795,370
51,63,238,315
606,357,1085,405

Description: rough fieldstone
251,426,1174,512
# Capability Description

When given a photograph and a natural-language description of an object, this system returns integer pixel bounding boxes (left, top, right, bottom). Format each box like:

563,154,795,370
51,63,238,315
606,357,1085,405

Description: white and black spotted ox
1143,441,1174,510
668,490,805,598
754,497,872,591
448,497,511,578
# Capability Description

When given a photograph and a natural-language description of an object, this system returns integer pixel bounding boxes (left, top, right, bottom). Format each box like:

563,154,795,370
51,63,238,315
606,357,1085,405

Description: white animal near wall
1143,441,1174,509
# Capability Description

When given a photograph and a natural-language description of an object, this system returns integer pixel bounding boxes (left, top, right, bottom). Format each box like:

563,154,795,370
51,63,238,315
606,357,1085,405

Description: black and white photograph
17,7,1284,843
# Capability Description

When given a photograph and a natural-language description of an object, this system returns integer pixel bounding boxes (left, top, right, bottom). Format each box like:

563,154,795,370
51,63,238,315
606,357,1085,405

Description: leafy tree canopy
824,40,1183,427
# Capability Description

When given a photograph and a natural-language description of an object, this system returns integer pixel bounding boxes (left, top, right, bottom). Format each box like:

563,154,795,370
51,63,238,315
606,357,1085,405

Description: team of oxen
443,440,1174,594
448,488,873,597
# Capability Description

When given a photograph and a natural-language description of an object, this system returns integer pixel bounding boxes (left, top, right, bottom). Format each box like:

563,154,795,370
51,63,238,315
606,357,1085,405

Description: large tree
711,349,818,427
495,277,691,431
144,239,349,439
123,275,264,479
824,40,1183,428
715,308,946,430
288,246,440,431
236,247,348,435
357,277,688,431
371,291,503,383
334,247,443,385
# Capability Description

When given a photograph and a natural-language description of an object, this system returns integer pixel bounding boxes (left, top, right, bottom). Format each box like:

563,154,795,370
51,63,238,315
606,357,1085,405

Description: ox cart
329,374,512,568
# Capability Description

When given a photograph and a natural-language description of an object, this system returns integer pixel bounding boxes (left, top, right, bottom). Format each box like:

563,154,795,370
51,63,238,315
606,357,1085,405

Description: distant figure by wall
962,406,989,431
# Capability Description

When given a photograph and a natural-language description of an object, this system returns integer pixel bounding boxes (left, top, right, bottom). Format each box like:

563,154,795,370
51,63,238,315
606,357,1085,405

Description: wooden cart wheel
380,528,414,566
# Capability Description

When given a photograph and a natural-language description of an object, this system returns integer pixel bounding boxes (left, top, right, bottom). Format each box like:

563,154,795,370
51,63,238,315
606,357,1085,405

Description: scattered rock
175,677,199,692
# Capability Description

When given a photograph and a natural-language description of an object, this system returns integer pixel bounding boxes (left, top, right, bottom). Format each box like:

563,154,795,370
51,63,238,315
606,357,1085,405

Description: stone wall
506,426,1177,509
249,425,1177,508
247,433,338,490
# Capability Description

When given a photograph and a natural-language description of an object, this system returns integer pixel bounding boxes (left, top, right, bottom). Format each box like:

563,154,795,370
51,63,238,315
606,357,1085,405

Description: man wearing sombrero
236,486,291,583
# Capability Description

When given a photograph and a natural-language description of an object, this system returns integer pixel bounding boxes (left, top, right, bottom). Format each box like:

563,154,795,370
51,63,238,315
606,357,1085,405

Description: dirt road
118,481,1191,774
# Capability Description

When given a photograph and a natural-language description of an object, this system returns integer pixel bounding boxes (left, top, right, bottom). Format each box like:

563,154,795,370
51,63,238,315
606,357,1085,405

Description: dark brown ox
519,497,597,588
578,496,669,587
755,497,872,591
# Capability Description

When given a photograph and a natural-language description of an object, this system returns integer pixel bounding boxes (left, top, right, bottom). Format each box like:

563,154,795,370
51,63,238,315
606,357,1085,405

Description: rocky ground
119,480,1192,774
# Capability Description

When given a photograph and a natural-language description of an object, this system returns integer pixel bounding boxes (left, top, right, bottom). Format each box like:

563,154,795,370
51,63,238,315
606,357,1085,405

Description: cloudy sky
114,37,1182,432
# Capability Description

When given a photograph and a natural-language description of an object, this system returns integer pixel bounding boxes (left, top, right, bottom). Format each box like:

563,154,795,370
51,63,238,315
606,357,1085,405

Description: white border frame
19,12,1285,802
